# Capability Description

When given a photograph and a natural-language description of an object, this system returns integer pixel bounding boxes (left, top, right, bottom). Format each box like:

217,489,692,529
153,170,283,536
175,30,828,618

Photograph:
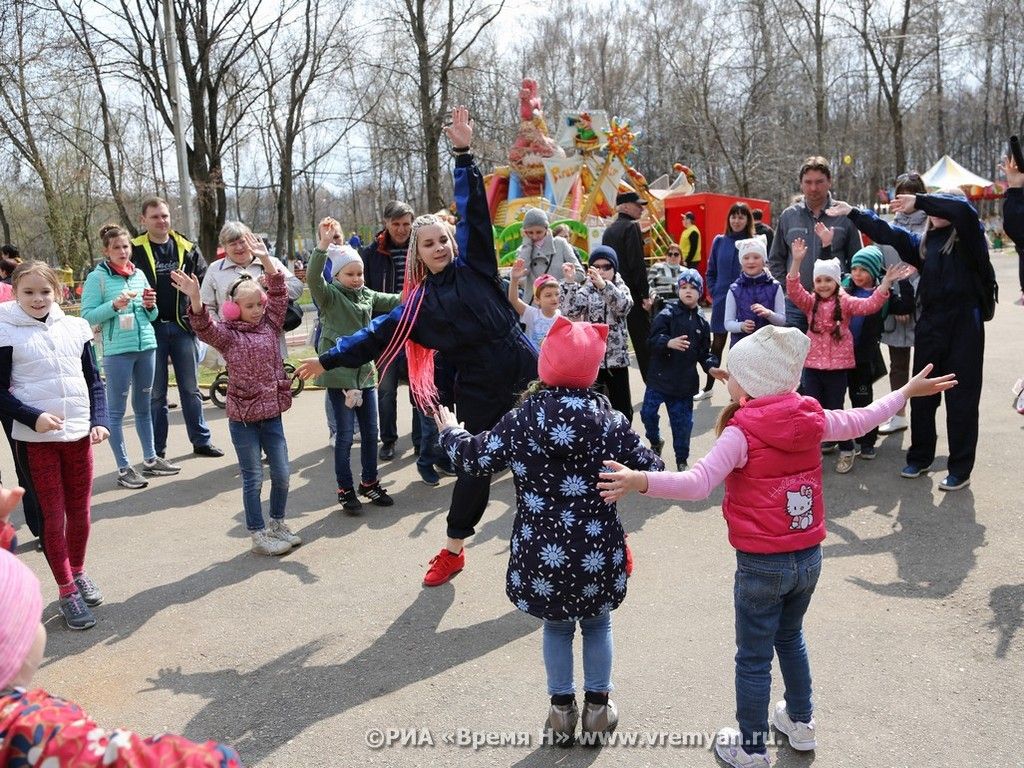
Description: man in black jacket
602,191,651,386
1002,156,1024,305
131,197,222,459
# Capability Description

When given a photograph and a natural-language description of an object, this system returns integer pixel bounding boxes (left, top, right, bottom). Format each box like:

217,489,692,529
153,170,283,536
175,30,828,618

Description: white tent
920,155,992,190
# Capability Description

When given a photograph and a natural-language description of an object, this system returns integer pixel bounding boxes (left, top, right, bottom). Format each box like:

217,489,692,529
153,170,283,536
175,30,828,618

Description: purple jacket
729,272,782,345
189,271,292,423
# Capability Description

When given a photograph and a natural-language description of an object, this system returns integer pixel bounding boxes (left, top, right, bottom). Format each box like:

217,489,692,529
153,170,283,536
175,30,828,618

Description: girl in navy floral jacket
437,316,662,745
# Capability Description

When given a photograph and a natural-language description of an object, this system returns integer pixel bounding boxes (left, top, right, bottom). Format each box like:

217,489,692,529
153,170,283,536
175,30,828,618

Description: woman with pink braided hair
298,107,538,587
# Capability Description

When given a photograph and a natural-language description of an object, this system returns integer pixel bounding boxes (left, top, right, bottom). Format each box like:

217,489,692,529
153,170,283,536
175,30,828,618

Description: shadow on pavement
988,583,1024,658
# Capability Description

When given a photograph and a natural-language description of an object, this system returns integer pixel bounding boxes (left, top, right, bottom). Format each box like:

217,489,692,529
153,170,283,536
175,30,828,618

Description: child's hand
597,460,648,502
790,237,807,264
561,262,576,281
709,367,729,381
825,200,853,217
741,319,756,333
1000,157,1024,188
881,262,913,290
318,217,342,250
751,303,771,318
0,487,25,521
35,412,63,433
511,259,527,281
890,194,918,214
814,221,834,247
434,405,463,431
444,105,474,148
587,266,606,289
90,426,109,444
902,363,957,399
295,357,325,381
666,335,689,351
169,269,201,299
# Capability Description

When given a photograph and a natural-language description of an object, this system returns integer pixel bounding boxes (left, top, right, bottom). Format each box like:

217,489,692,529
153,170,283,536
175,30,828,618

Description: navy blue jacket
1004,187,1024,252
646,302,717,399
320,154,537,423
848,194,991,313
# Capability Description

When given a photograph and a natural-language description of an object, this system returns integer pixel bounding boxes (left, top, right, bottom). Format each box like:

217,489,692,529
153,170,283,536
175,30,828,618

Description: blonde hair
11,261,62,294
231,277,265,303
714,401,741,436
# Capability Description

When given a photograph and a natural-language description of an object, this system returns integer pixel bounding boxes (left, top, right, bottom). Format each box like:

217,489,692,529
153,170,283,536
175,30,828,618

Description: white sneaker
770,701,816,751
251,530,292,556
878,414,908,434
835,451,855,474
714,727,771,767
693,388,713,401
328,434,336,448
268,519,302,546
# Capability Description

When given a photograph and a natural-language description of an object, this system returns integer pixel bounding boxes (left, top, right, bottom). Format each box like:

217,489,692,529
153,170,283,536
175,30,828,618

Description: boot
582,691,618,735
544,697,578,747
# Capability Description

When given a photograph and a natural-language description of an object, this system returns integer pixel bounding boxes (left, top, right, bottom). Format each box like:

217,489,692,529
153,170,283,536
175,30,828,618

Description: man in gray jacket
768,156,863,330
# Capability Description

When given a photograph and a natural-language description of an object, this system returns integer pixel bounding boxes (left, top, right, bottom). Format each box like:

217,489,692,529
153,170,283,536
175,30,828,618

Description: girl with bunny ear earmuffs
221,273,267,321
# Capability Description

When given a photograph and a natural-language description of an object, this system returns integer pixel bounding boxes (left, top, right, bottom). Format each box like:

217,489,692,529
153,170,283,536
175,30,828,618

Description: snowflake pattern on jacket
0,687,241,767
439,387,663,621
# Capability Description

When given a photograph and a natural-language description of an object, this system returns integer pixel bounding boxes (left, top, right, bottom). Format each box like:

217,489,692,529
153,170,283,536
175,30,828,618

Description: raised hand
444,105,474,149
880,262,914,290
170,269,201,300
825,200,853,217
511,258,528,281
1000,156,1024,189
245,232,270,262
587,266,606,290
318,217,342,250
890,194,918,214
814,221,834,247
561,262,576,281
902,363,957,399
789,238,808,275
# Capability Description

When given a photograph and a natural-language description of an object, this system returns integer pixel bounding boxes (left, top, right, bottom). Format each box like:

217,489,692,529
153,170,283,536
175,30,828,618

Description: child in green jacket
308,218,402,513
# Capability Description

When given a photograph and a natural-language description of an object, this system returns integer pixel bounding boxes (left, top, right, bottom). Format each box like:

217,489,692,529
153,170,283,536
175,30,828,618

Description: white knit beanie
328,244,362,278
812,257,842,285
736,235,768,264
727,326,810,398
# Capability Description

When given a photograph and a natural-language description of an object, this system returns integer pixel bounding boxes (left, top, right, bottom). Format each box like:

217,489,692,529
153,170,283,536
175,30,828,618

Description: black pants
907,306,984,478
0,413,44,538
847,368,878,451
626,306,651,384
802,368,852,450
595,366,633,423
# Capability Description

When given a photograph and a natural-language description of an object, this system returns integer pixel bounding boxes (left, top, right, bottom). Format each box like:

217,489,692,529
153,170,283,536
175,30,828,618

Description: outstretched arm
447,106,497,277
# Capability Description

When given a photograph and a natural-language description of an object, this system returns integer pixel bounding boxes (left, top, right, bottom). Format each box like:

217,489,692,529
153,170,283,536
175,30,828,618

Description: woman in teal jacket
82,225,181,489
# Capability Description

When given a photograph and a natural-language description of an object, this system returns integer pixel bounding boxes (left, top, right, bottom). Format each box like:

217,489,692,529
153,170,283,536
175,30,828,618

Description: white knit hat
812,257,842,285
736,235,768,263
328,244,362,278
727,325,810,398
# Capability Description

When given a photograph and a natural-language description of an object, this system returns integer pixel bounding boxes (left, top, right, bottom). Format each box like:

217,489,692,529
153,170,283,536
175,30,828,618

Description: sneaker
649,438,664,457
417,463,441,486
423,547,464,587
714,727,771,767
544,700,579,747
771,701,816,751
193,444,225,458
821,441,839,455
117,466,149,489
676,461,688,471
434,460,458,477
581,694,618,736
72,572,103,606
835,451,855,474
268,519,302,546
900,463,931,478
250,529,292,556
693,388,713,401
378,442,396,461
857,446,876,460
359,481,394,507
338,488,362,513
328,434,336,449
939,474,971,491
142,456,182,476
59,592,97,630
878,414,908,434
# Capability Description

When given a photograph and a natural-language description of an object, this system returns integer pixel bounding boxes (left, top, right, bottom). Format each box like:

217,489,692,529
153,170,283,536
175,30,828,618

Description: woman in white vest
0,262,110,631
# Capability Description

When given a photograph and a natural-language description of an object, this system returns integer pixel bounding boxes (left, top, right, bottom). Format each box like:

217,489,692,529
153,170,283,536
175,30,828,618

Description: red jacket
189,271,292,423
724,393,827,553
786,274,888,370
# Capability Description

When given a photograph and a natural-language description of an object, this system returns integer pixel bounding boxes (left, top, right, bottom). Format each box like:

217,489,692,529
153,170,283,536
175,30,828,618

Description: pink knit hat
538,316,609,388
0,549,42,688
533,273,559,298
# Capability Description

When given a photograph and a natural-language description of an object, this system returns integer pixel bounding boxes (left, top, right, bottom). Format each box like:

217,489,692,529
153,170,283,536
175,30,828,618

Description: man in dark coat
602,191,651,385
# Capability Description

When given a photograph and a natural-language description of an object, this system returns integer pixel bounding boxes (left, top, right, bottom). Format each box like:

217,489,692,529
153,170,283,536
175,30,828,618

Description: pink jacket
786,275,888,370
644,391,907,554
189,271,292,423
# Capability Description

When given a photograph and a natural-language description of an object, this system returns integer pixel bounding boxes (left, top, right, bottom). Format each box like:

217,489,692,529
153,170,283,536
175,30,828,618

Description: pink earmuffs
221,274,267,320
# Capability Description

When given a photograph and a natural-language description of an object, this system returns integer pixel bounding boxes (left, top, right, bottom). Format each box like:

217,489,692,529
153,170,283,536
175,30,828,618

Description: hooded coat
440,387,663,620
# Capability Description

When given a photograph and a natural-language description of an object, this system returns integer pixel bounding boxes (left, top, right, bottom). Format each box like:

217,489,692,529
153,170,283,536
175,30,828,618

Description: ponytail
715,401,742,436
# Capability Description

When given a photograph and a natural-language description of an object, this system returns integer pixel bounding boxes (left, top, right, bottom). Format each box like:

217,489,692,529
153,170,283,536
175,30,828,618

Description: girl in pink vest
785,231,911,474
599,325,955,768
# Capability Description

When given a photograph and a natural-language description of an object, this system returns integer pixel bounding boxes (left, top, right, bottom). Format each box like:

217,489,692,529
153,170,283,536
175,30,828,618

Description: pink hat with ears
538,316,609,388
0,549,42,689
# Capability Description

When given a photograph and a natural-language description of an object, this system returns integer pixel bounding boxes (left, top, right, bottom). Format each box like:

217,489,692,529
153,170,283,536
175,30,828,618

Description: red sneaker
423,548,465,587
624,537,634,577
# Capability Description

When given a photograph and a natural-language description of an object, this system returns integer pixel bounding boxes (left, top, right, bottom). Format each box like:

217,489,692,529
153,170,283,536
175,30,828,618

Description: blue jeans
639,388,694,464
801,367,852,450
152,321,212,453
104,351,157,468
325,391,336,438
328,387,379,489
415,407,444,472
542,611,613,696
227,416,290,530
734,545,822,754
